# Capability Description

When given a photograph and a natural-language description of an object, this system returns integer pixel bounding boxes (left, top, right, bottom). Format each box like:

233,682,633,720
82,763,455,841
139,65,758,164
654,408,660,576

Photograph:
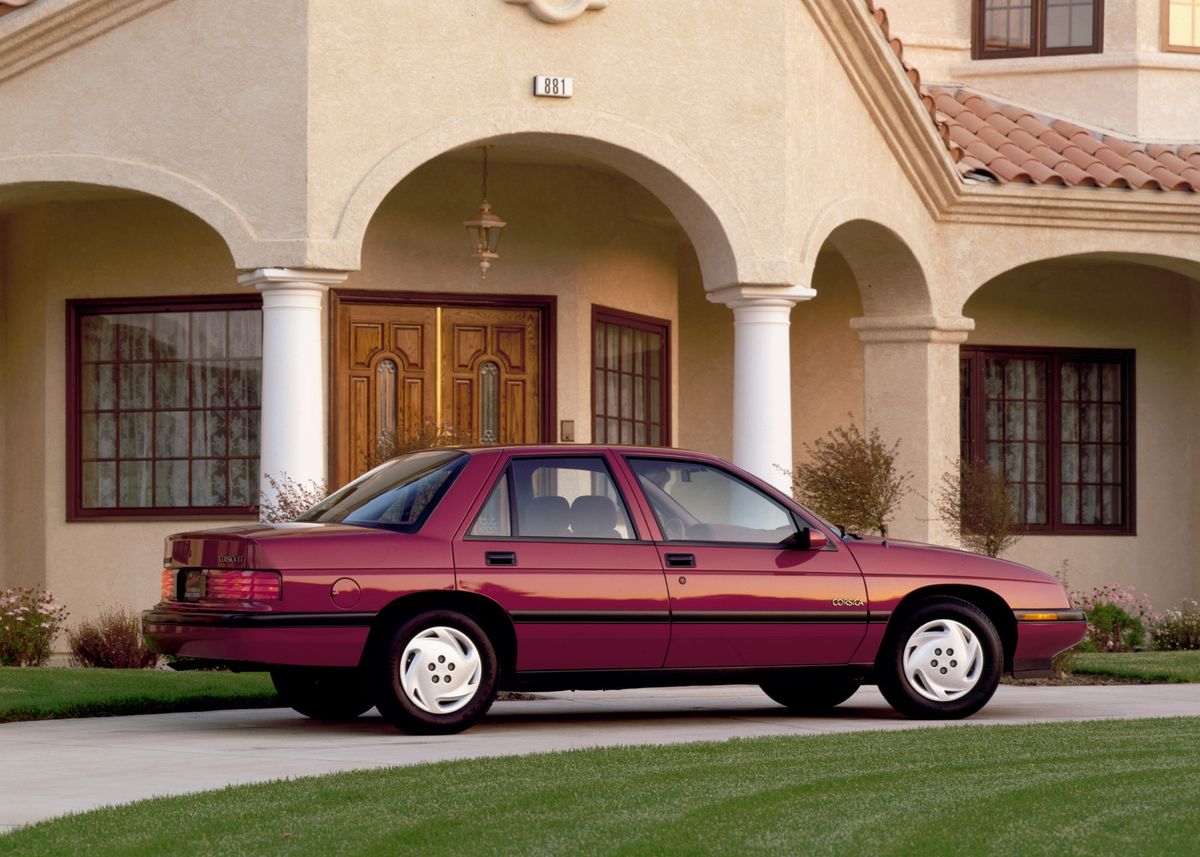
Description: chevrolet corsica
144,446,1085,733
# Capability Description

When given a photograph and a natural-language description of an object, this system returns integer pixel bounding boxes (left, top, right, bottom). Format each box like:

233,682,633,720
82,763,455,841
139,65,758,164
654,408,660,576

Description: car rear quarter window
299,449,467,532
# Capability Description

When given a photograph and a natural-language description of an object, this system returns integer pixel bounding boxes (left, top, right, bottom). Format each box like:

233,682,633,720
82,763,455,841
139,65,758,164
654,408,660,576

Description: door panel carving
333,297,545,486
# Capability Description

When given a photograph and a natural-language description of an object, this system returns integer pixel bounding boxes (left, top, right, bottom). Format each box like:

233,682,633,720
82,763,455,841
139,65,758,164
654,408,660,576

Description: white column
707,283,816,493
850,314,974,543
238,268,348,511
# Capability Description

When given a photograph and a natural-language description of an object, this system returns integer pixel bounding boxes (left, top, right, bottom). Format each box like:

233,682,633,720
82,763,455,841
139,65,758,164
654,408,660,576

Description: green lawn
2,718,1198,855
1072,650,1200,683
0,667,279,723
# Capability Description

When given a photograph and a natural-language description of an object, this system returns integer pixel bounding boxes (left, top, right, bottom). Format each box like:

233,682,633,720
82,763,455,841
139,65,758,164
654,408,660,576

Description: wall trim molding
0,0,176,85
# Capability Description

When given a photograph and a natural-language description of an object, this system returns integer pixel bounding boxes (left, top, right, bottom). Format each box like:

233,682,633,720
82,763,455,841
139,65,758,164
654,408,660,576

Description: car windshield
297,449,468,532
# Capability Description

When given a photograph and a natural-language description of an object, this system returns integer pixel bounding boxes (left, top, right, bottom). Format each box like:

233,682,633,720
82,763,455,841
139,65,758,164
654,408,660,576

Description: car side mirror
785,527,829,550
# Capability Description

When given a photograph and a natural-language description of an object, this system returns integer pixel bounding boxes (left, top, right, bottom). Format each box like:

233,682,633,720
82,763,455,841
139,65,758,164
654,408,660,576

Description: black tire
760,678,861,713
270,668,374,721
876,597,1002,719
371,609,499,735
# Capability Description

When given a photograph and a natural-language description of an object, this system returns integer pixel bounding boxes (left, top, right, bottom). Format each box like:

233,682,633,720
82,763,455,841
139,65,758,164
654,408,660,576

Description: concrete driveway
2,683,1198,832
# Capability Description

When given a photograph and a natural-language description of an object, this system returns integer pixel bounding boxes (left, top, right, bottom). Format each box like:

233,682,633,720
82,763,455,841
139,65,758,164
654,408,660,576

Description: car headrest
570,495,619,537
523,495,570,537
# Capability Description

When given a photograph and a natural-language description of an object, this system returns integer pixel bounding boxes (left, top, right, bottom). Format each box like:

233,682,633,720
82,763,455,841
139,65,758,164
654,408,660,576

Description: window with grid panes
974,0,1103,58
69,297,263,518
1166,0,1200,51
960,347,1133,533
591,307,669,447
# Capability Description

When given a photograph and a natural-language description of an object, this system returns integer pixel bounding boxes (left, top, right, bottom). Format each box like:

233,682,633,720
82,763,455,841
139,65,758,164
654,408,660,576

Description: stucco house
2,0,1199,629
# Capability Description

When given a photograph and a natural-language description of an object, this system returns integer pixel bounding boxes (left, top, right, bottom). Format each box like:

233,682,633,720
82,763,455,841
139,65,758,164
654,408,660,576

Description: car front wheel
270,668,375,721
876,597,1002,719
371,610,499,735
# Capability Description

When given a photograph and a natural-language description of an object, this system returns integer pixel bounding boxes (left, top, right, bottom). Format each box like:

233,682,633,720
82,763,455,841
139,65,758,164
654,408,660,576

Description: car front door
621,456,868,669
454,452,670,672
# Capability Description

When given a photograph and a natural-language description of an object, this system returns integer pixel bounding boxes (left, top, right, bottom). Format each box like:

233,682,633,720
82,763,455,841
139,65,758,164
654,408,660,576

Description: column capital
850,314,974,344
706,282,817,309
237,267,349,291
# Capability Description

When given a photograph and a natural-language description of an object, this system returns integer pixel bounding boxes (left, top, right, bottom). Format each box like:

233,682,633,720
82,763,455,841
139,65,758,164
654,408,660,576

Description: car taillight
161,569,176,602
203,570,282,602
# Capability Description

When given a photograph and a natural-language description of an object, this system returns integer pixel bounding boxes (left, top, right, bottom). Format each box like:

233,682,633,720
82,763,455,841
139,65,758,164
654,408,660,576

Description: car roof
450,444,719,459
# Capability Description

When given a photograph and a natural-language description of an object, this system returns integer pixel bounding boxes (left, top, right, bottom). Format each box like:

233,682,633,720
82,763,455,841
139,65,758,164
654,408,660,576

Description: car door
453,452,670,672
621,455,868,668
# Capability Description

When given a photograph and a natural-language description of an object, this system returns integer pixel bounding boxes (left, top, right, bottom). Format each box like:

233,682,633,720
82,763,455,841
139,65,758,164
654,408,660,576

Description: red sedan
144,446,1085,733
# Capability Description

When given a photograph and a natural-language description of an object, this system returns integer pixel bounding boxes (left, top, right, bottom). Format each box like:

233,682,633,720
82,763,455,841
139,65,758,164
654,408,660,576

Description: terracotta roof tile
927,86,1200,192
0,0,35,17
864,2,1200,193
1037,130,1073,153
1062,146,1101,171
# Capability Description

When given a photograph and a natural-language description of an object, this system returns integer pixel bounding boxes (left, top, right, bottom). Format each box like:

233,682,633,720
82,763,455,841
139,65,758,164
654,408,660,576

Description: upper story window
973,0,1104,58
1165,0,1200,51
69,296,263,519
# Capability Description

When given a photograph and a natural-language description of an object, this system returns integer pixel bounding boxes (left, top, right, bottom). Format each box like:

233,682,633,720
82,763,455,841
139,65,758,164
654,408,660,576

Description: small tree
935,458,1021,558
791,422,912,536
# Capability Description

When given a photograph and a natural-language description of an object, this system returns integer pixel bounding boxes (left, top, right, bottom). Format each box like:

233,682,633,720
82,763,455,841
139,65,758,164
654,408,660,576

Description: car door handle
484,551,517,567
664,553,695,568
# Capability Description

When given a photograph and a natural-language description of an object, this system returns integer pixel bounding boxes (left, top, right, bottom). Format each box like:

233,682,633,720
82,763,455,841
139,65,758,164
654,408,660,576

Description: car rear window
298,450,468,532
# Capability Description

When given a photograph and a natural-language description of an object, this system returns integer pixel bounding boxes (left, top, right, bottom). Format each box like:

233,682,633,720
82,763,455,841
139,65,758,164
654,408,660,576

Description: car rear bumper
142,607,373,668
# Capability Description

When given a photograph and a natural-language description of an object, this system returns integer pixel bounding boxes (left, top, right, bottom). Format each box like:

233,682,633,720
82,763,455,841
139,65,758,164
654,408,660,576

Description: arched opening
0,180,255,625
332,141,697,483
962,254,1200,606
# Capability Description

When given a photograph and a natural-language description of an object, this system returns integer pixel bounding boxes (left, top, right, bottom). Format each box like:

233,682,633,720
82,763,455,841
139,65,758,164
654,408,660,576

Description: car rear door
453,451,670,672
620,455,868,668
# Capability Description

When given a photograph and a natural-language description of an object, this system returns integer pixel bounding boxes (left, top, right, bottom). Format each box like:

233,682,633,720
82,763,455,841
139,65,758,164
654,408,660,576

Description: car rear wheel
760,678,861,713
876,597,1002,719
270,668,374,721
371,609,499,735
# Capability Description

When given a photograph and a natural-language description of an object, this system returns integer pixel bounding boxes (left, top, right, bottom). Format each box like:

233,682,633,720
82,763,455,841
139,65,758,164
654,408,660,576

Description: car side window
628,458,797,545
469,457,636,540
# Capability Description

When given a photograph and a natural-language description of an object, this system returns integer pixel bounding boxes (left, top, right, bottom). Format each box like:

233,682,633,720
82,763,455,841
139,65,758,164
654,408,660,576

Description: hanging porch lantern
463,146,506,278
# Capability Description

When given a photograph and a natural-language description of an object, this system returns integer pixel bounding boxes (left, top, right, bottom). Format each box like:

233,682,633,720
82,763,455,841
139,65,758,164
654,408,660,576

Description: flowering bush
68,607,159,669
0,587,70,666
1070,584,1153,652
1150,599,1200,651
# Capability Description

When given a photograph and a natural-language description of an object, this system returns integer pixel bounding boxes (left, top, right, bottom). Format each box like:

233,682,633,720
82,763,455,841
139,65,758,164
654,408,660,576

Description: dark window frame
960,345,1135,536
67,295,264,521
972,0,1105,59
591,305,671,447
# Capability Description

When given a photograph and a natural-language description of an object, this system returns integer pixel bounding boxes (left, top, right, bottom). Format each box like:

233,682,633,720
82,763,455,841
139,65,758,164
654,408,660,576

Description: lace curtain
79,307,262,510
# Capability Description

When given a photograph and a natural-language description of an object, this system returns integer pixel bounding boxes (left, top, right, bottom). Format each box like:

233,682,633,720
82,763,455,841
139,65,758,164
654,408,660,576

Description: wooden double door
332,294,546,484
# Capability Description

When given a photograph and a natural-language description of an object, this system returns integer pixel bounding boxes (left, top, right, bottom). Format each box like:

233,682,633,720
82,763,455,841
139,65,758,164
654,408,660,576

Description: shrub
1151,599,1200,651
370,421,473,468
260,423,473,524
789,421,912,536
1071,584,1153,652
260,473,327,524
934,458,1022,558
0,587,69,666
68,607,159,669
